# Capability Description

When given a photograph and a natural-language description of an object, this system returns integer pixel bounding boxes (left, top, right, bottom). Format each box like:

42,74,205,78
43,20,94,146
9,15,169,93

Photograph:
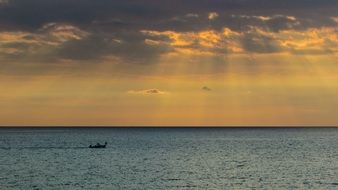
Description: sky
0,0,337,126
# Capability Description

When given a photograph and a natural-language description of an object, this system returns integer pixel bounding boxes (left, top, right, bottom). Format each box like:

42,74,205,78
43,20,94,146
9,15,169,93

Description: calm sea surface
0,128,337,190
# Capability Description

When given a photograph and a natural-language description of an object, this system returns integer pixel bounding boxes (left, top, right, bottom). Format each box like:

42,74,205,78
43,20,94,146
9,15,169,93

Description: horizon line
1,126,337,128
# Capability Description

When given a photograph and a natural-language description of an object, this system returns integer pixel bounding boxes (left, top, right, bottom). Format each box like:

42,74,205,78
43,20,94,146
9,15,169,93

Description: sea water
0,128,337,190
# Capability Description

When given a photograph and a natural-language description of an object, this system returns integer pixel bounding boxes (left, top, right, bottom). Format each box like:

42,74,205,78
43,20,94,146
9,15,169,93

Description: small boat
89,142,107,148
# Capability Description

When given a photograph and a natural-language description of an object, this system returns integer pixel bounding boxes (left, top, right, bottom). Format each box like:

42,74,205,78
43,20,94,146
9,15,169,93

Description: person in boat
89,142,107,148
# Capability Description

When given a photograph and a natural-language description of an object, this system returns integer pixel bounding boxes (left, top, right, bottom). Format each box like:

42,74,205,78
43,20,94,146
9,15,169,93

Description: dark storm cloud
55,32,172,63
1,0,337,31
0,0,337,63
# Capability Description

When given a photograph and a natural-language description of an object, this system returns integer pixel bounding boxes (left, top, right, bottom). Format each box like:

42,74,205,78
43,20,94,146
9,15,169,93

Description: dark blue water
0,128,337,189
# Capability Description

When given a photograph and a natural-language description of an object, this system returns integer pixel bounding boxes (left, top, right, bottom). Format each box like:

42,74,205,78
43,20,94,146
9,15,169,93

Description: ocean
0,128,337,189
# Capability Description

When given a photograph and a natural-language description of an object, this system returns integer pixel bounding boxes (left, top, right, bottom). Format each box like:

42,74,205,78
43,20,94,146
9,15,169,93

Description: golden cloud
277,27,338,54
0,23,90,58
142,25,338,56
127,89,169,95
141,27,243,56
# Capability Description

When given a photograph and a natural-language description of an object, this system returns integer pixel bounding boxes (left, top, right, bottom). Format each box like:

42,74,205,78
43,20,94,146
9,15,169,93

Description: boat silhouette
89,142,107,148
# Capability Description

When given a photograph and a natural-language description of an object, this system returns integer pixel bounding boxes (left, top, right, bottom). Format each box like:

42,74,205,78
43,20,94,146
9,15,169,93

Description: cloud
202,86,212,91
241,30,282,53
208,12,219,20
0,23,93,62
40,23,90,43
185,13,199,18
65,36,170,63
0,23,174,63
276,27,338,54
1,0,336,32
229,14,305,32
141,28,243,55
127,89,168,95
0,0,8,5
332,17,338,23
0,0,337,64
1,23,337,65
